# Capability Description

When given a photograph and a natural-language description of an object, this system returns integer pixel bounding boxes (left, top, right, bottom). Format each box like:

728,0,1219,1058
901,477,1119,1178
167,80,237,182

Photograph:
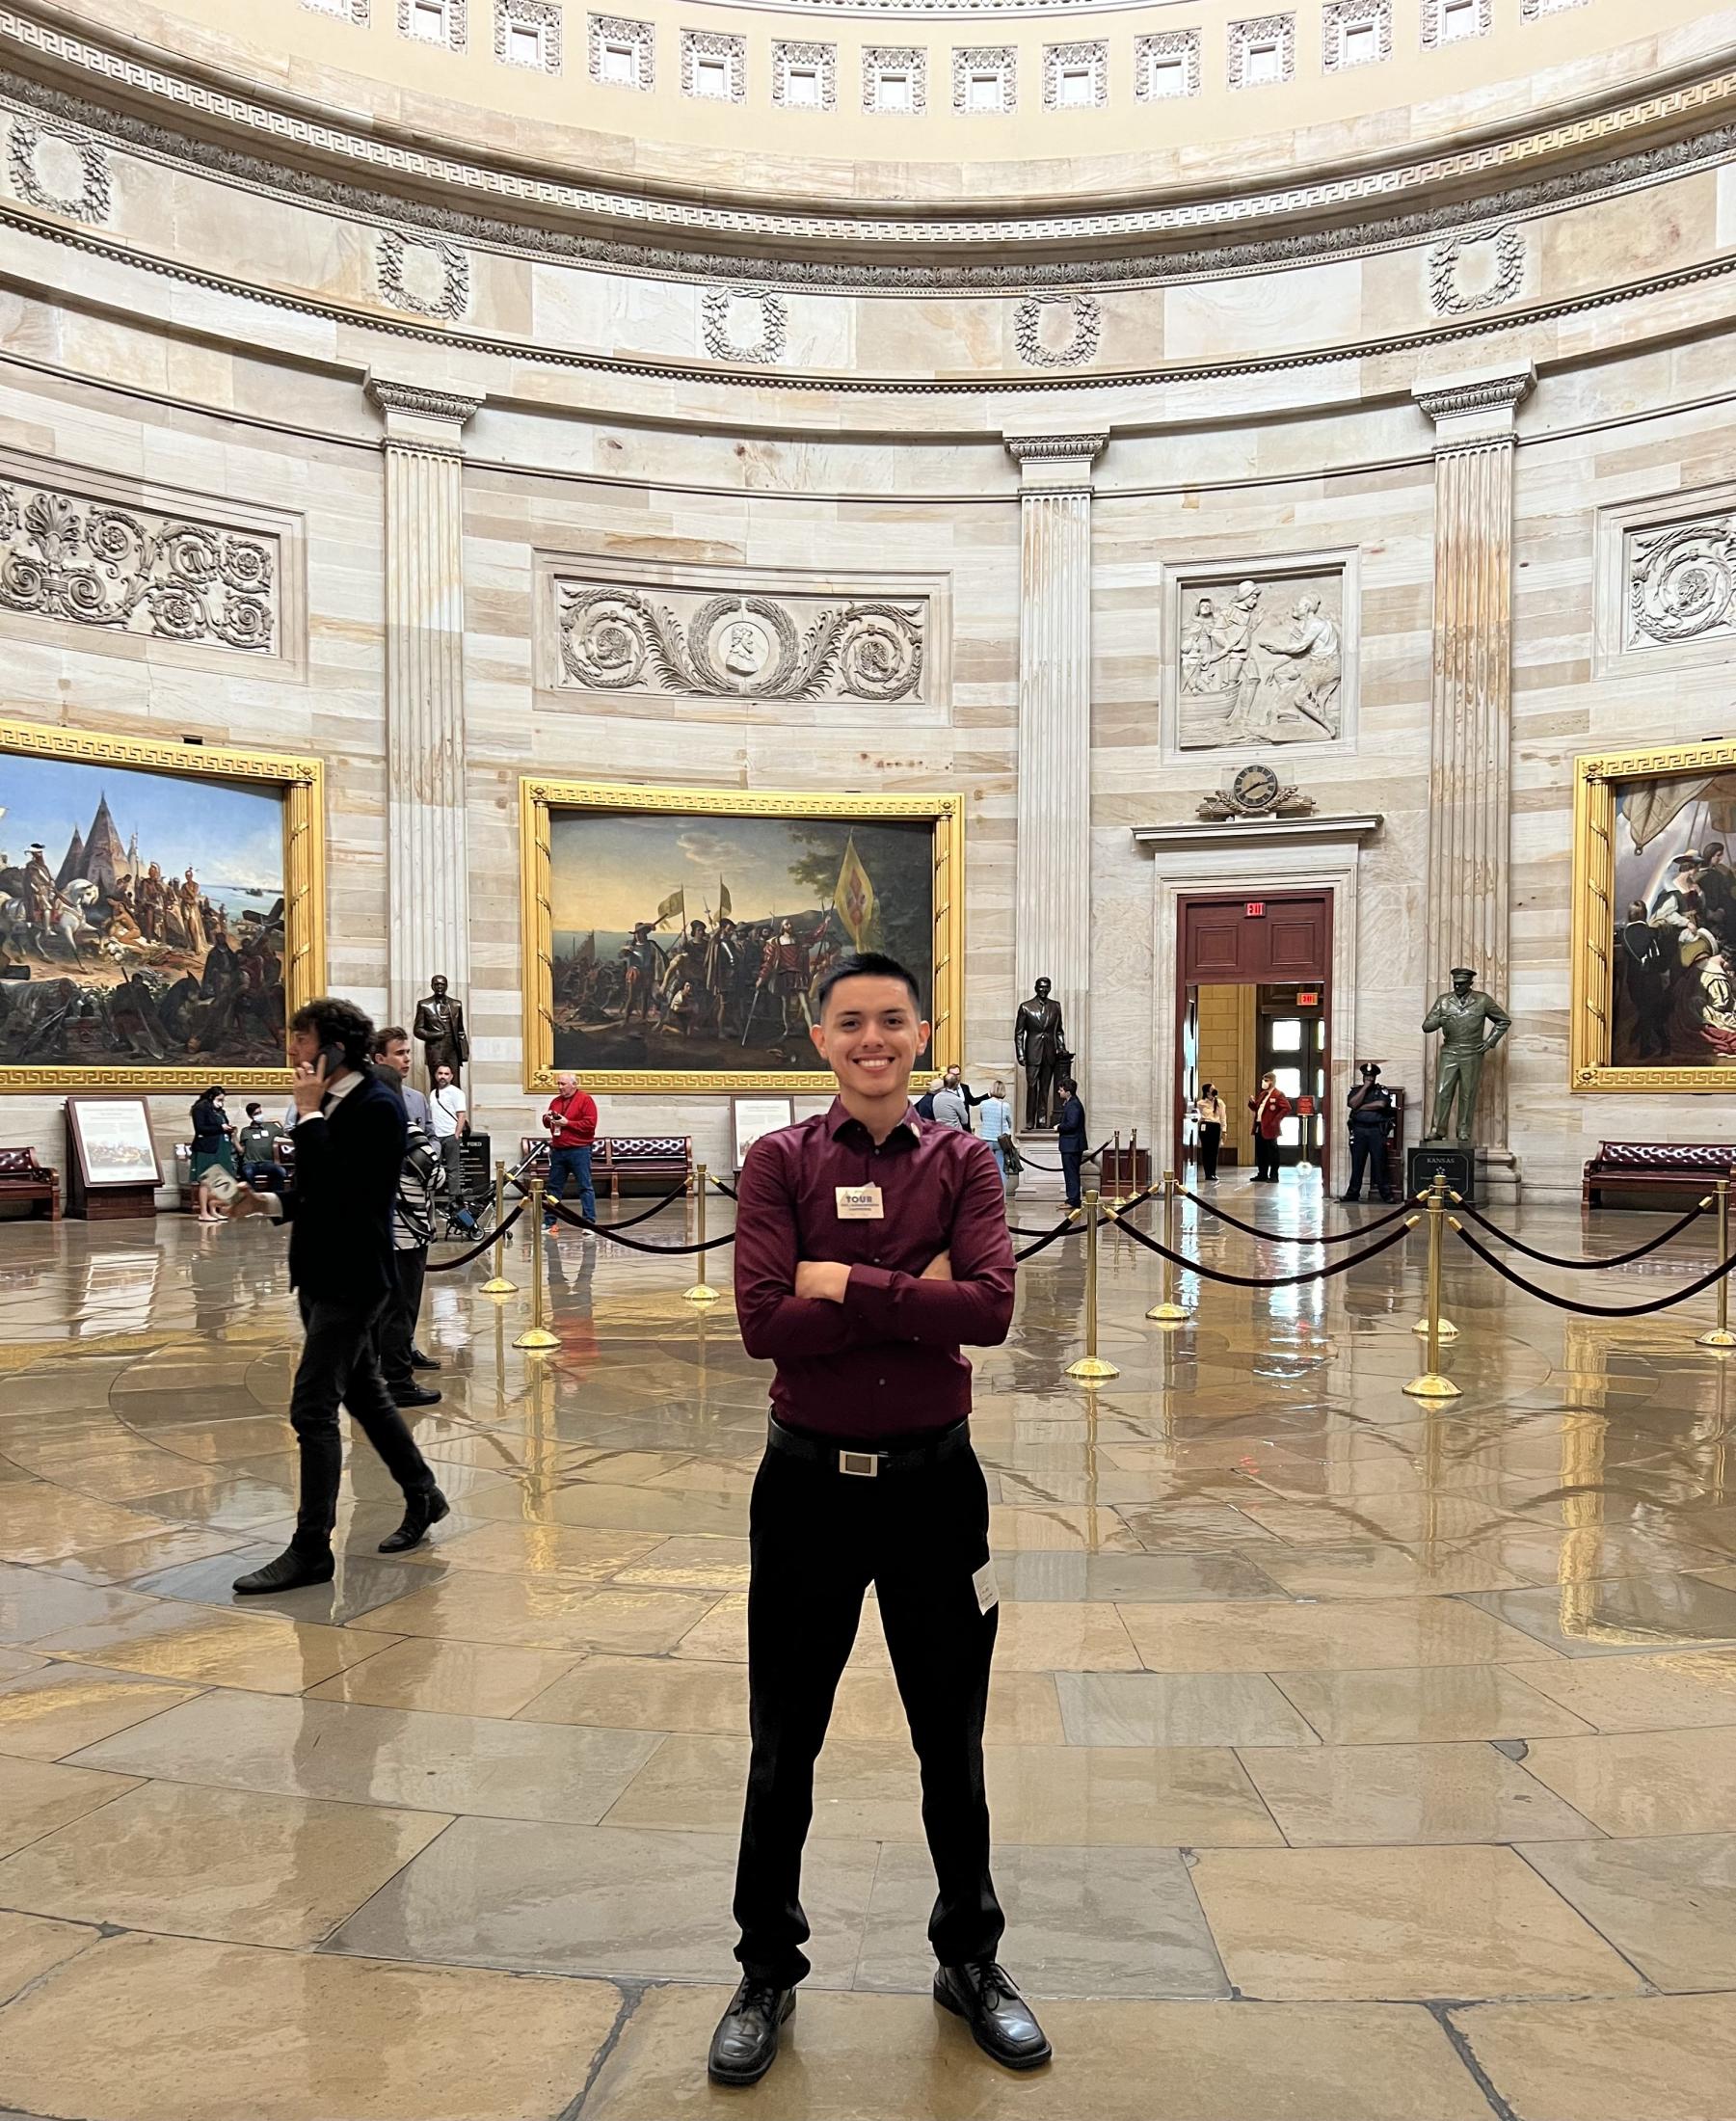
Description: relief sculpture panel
1173,565,1348,749
1625,510,1736,652
552,576,929,704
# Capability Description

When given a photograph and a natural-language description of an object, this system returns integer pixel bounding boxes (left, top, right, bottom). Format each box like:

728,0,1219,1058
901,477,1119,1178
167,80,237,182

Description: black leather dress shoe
411,1347,441,1371
933,1962,1052,2071
389,1383,441,1408
707,1977,794,2086
378,1489,449,1554
232,1545,334,1596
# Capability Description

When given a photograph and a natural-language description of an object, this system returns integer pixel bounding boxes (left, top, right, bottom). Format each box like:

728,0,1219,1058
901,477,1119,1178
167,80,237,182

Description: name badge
835,1183,885,1221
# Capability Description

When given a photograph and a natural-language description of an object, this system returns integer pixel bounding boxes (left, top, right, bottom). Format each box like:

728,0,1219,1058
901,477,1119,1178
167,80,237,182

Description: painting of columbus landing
0,723,323,1086
521,783,964,1092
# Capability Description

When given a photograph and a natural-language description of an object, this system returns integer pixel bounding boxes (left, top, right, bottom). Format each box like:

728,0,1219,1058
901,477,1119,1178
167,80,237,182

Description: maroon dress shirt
734,1096,1016,1442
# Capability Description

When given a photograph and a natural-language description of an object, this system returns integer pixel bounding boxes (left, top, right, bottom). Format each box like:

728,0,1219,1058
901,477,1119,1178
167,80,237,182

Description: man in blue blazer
224,995,447,1594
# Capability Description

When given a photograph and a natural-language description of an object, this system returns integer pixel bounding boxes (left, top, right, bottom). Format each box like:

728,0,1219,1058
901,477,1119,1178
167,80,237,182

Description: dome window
496,0,562,72
1322,0,1391,68
864,46,925,116
1228,13,1295,88
1043,41,1107,112
1135,30,1201,100
952,46,1015,117
402,0,461,47
774,42,836,111
589,12,653,88
681,29,745,101
1422,0,1491,43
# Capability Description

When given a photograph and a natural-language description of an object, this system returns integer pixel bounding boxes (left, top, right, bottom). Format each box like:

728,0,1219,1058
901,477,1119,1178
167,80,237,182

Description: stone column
1413,365,1534,1194
1005,432,1106,1120
366,377,481,1033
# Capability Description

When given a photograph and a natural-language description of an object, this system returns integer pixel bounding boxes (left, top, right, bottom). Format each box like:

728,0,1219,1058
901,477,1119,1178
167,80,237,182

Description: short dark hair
245,1101,262,1116
289,995,375,1068
372,1025,410,1056
815,951,922,1015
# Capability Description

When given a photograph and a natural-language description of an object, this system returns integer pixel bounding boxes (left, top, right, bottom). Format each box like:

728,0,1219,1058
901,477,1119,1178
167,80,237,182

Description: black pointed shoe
378,1489,449,1555
933,1962,1052,2071
389,1383,442,1409
707,1977,794,2087
411,1347,441,1371
232,1545,334,1596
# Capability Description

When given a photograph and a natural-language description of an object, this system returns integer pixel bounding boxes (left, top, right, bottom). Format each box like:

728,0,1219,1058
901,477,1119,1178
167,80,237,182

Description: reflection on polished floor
0,1183,1735,2119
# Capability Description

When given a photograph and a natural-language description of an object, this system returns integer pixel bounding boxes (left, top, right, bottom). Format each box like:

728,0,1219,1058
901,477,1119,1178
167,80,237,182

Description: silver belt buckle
839,1449,879,1478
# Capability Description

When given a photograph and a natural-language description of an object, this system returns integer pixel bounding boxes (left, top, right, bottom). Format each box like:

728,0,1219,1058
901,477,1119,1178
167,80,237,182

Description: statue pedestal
1408,1142,1476,1207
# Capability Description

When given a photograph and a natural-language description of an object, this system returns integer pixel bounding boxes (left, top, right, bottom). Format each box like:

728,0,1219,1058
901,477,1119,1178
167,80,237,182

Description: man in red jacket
542,1070,597,1228
1248,1069,1293,1183
708,950,1049,2089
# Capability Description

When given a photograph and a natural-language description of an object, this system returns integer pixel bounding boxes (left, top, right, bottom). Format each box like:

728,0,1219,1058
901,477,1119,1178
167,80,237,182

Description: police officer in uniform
712,950,1050,2087
1340,1060,1396,1202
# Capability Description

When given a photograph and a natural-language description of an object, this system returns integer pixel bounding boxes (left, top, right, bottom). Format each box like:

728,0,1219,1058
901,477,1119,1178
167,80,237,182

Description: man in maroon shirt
541,1070,598,1228
708,952,1050,2087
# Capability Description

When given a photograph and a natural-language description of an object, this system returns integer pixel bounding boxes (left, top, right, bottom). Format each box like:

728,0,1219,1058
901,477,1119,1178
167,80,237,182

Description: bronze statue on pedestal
414,974,470,1090
1014,977,1070,1131
1422,967,1511,1142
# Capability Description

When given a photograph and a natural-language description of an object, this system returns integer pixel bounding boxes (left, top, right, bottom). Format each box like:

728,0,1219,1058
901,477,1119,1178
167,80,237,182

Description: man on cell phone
222,996,448,1594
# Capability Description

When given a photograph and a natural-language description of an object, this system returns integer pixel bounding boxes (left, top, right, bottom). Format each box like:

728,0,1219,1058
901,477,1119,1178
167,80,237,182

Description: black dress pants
289,1291,438,1551
376,1248,427,1392
1199,1123,1222,1180
734,1437,1004,1988
1059,1146,1083,1207
1254,1135,1280,1181
1346,1125,1394,1201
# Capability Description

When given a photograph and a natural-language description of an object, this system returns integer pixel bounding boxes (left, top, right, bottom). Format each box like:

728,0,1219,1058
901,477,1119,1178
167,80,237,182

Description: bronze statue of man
1422,966,1511,1142
1014,976,1069,1131
414,974,470,1089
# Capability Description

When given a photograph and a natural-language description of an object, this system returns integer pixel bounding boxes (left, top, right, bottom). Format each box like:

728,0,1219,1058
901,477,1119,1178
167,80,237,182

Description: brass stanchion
1146,1167,1189,1325
1107,1128,1125,1210
480,1158,517,1297
1411,1181,1460,1341
683,1162,721,1305
513,1178,559,1350
1698,1176,1736,1349
1402,1174,1457,1399
1065,1190,1119,1383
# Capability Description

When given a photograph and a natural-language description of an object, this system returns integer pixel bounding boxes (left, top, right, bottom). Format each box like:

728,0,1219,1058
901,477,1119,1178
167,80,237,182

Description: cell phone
316,1041,346,1081
202,1167,242,1205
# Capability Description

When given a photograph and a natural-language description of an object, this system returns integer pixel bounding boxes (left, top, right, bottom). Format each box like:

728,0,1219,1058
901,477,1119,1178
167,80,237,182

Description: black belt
767,1417,970,1479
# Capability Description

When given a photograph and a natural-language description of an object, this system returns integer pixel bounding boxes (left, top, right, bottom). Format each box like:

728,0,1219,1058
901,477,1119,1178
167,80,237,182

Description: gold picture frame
520,779,963,1093
0,715,325,1092
1570,736,1736,1093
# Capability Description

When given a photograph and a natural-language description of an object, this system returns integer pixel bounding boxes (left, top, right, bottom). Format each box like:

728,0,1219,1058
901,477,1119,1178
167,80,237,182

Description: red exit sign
1297,990,1321,1007
1244,900,1266,918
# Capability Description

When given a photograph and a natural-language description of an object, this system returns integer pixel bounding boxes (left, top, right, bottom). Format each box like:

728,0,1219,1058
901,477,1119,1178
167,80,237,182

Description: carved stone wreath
0,479,276,652
1427,226,1525,315
376,229,470,319
559,586,922,701
701,286,787,365
1627,514,1736,649
1013,292,1101,369
7,117,109,223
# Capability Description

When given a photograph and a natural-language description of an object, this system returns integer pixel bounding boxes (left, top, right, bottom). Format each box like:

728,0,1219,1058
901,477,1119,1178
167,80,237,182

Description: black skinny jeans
1198,1122,1222,1179
733,1438,1004,1987
288,1290,438,1550
376,1248,427,1391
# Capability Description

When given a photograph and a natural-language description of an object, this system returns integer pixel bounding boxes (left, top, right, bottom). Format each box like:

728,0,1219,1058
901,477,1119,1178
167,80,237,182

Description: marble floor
0,1179,1733,2119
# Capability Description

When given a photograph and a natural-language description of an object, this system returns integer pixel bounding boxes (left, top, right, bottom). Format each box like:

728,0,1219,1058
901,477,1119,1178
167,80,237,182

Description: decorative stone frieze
555,581,925,702
0,474,275,653
771,41,837,110
701,285,786,364
1174,567,1348,750
952,45,1015,114
376,230,470,319
303,0,370,20
1135,30,1201,98
1421,0,1491,46
681,29,745,101
1042,42,1107,111
495,0,561,71
1427,226,1525,314
6,116,108,222
1013,292,1100,369
1626,513,1736,652
398,0,467,51
588,13,653,88
1227,14,1295,88
1322,0,1391,69
862,45,926,112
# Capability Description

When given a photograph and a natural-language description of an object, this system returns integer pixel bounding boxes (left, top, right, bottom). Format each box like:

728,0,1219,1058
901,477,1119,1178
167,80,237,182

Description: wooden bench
1582,1141,1734,1211
519,1134,693,1200
0,1147,60,1221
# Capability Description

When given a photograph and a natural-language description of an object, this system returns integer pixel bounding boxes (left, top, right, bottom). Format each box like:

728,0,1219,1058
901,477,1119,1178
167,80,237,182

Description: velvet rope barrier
1015,1137,1112,1173
424,1195,529,1272
1013,1211,1110,1265
1176,1185,1412,1245
1116,1211,1415,1287
1454,1195,1711,1271
1449,1219,1736,1317
547,1198,736,1254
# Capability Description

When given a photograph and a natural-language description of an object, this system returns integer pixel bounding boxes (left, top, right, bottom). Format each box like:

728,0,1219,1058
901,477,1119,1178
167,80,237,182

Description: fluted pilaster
1006,432,1106,1101
1414,365,1533,1169
367,377,481,1031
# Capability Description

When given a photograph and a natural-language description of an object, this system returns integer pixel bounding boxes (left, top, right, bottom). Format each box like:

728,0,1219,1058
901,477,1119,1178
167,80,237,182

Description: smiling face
810,972,929,1109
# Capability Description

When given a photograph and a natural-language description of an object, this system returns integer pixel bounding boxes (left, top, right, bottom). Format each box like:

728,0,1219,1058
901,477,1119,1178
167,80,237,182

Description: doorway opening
1176,892,1331,1184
